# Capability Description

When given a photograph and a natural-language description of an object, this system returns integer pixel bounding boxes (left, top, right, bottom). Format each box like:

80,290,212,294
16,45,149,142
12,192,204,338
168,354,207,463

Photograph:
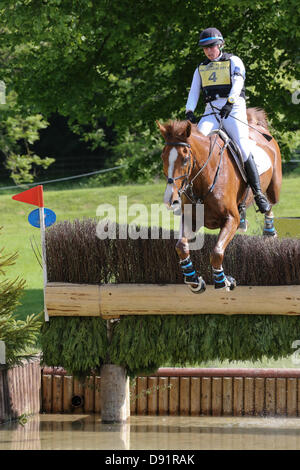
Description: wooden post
100,364,130,423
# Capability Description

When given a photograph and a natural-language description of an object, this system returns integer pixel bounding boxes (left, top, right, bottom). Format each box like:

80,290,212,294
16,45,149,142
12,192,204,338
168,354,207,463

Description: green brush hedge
41,314,300,378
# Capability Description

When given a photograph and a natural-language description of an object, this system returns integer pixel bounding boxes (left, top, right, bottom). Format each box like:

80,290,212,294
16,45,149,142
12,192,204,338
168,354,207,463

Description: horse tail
246,107,269,131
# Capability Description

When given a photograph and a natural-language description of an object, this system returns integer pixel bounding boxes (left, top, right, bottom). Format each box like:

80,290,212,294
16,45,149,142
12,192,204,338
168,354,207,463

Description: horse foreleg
210,214,239,291
176,213,206,294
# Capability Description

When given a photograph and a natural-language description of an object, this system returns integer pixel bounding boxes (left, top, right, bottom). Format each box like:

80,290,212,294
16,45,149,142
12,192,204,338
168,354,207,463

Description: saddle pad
249,140,271,175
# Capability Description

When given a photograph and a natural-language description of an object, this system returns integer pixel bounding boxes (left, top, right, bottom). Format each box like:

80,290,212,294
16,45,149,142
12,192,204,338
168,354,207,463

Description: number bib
199,60,231,87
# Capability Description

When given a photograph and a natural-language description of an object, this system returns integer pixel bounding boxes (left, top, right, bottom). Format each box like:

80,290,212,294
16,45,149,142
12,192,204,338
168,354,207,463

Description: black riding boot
244,154,271,213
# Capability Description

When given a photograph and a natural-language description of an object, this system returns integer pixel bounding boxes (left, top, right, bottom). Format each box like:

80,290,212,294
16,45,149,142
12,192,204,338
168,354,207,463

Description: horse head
156,120,193,215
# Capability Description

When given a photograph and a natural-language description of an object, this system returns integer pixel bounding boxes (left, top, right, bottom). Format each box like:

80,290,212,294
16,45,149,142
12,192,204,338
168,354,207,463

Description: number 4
208,72,217,82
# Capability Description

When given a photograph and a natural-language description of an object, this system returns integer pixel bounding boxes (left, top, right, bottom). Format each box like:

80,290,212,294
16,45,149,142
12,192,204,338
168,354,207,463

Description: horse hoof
214,275,236,291
238,218,248,233
263,229,277,238
188,276,206,294
225,276,236,291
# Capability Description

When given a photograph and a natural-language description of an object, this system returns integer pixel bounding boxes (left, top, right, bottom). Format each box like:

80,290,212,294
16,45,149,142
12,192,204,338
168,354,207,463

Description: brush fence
45,282,300,318
42,367,300,417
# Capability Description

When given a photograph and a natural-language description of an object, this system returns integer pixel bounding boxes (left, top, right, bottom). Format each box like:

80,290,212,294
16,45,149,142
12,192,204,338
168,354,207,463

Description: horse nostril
167,178,174,184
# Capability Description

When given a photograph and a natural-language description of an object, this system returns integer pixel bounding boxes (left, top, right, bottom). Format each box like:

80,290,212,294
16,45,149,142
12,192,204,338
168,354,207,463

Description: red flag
12,185,44,208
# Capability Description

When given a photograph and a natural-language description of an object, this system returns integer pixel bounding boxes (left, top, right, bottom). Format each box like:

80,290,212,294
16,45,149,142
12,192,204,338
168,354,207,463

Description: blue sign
28,208,56,228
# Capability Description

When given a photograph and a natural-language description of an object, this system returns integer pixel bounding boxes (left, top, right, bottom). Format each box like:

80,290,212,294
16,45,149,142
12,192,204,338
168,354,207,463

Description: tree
0,90,54,184
0,227,42,365
0,0,299,180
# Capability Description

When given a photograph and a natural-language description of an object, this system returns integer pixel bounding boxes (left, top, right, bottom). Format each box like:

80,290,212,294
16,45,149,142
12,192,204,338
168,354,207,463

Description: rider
185,27,270,214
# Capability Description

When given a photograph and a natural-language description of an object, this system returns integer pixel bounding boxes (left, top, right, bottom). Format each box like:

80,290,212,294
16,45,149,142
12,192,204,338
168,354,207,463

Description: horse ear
186,121,192,138
156,120,167,139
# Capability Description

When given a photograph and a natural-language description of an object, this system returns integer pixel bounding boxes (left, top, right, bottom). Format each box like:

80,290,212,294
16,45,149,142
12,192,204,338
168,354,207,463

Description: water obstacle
41,219,300,422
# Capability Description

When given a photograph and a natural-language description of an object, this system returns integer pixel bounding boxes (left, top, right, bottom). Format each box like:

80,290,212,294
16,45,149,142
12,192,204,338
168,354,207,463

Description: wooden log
94,376,101,414
158,377,169,415
42,374,52,413
52,375,63,413
222,377,233,416
211,377,222,416
254,378,265,416
190,378,200,416
63,376,73,413
136,377,147,415
287,378,297,417
73,378,85,414
179,377,190,416
130,379,137,415
147,377,158,416
45,282,300,318
84,376,95,413
298,379,300,417
244,377,254,416
45,283,101,317
265,378,276,416
201,377,211,415
276,378,287,415
233,378,243,416
168,377,179,416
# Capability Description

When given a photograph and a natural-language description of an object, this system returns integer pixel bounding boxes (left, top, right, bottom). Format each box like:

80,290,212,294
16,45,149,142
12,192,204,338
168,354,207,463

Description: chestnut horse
157,108,282,293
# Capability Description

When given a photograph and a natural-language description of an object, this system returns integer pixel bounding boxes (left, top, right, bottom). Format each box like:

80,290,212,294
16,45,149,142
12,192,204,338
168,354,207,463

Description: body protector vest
198,52,246,103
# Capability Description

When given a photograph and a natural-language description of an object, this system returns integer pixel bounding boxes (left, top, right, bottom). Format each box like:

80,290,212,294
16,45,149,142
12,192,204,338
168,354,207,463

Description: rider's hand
185,110,197,124
220,101,234,119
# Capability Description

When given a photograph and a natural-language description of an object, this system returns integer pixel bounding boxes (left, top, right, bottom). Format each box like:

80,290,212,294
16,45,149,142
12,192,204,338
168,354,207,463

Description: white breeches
197,97,251,162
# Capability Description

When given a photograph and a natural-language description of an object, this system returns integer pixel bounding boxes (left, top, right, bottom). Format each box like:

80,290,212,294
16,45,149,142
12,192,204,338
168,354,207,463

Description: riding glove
220,101,234,119
185,110,197,124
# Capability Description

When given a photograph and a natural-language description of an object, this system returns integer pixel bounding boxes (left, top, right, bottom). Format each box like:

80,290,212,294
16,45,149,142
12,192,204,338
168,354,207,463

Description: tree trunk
100,364,130,423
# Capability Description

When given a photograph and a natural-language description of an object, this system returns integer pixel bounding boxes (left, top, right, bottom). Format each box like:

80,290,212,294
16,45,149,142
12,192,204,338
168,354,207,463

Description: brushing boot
244,154,271,214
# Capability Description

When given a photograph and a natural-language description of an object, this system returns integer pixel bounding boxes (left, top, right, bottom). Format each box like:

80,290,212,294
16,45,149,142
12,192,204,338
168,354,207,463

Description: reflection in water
1,414,300,450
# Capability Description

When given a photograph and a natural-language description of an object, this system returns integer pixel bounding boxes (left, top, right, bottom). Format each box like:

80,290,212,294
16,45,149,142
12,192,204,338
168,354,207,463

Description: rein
165,119,226,204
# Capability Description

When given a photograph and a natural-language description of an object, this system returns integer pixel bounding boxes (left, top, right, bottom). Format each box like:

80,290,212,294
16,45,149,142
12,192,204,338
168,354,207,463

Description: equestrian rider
185,27,270,213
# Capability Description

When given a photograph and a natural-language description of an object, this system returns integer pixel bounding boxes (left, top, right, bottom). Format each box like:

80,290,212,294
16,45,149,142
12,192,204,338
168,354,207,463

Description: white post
39,207,49,322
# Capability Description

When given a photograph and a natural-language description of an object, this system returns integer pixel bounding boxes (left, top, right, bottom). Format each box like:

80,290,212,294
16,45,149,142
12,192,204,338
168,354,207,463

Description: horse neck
190,135,221,196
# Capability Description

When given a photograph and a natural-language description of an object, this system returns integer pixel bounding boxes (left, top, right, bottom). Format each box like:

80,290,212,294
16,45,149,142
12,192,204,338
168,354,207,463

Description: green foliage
40,317,108,377
0,91,54,184
0,227,42,366
0,0,297,186
40,314,300,379
0,0,298,174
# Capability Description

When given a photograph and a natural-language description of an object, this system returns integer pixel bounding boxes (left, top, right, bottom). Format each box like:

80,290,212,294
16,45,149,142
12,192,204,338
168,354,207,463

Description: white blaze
164,147,178,206
168,147,178,179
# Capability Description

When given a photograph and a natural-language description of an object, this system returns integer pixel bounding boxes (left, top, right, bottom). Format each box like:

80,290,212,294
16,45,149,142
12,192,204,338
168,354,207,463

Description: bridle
164,141,197,203
165,127,227,204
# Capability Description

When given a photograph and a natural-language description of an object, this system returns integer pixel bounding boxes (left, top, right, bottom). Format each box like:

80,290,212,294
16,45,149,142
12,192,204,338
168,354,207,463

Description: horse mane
161,120,191,141
246,107,269,130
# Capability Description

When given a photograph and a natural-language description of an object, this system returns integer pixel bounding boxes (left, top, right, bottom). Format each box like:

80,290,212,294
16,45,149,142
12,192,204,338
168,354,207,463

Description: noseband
165,141,194,185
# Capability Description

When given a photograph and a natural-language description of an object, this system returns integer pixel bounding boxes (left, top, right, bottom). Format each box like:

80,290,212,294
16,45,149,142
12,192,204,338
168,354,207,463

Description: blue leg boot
180,256,206,294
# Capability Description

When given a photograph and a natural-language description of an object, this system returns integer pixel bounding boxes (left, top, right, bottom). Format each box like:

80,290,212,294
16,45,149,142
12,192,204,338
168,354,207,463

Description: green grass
1,175,300,369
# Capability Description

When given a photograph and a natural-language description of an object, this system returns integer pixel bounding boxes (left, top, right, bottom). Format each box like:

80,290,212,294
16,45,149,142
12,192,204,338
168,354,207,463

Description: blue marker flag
28,208,56,228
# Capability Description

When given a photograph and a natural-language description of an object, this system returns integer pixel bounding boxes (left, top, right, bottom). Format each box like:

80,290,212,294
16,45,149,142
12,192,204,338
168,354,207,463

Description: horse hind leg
263,146,282,237
263,208,277,237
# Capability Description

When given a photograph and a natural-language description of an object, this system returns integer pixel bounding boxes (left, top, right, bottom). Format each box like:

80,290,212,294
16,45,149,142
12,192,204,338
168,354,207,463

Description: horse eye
182,157,189,166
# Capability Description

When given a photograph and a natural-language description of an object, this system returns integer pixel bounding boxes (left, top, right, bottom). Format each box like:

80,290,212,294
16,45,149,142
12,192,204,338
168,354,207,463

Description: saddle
208,129,248,183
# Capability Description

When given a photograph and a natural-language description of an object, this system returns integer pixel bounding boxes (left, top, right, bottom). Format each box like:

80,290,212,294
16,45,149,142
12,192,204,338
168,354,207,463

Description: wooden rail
41,367,300,417
45,282,300,318
0,360,41,423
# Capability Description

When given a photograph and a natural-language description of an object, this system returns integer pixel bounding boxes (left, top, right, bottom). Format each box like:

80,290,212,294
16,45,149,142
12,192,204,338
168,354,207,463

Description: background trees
0,0,299,183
